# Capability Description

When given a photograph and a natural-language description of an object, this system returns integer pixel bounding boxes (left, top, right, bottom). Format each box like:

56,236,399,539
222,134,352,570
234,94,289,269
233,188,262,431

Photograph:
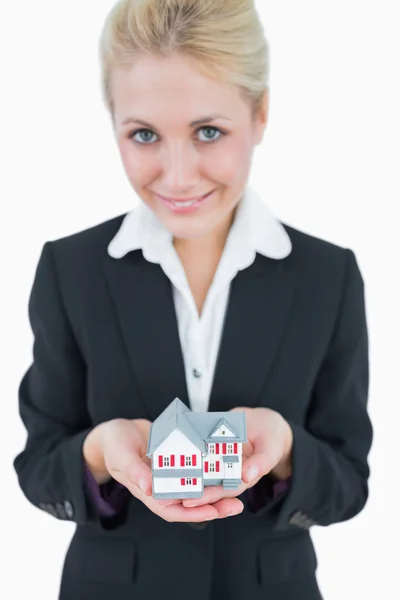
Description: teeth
171,199,199,207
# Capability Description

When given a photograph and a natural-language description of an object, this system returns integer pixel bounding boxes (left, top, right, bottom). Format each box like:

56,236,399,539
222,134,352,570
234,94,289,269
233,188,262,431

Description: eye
197,126,223,142
129,129,157,144
128,126,225,145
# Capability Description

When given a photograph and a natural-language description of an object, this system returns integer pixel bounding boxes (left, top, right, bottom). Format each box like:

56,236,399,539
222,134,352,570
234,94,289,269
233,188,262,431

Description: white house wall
153,428,202,469
204,442,242,480
152,430,243,483
153,478,202,494
210,424,235,438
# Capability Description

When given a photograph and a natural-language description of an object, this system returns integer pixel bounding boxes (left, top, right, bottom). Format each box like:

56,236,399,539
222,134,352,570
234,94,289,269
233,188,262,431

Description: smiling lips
155,189,216,213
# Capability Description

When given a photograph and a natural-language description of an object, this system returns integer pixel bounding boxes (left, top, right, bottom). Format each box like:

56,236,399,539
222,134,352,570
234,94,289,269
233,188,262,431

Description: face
111,53,268,242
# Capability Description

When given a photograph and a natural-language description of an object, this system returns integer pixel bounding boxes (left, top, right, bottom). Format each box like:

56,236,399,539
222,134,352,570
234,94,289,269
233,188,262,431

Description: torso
176,250,222,317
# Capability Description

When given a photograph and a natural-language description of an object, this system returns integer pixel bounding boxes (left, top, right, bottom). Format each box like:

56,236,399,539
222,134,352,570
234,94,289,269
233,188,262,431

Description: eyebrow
121,114,232,128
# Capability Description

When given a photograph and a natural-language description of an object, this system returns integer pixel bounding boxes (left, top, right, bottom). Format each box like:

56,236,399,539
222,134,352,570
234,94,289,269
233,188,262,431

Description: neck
173,206,237,258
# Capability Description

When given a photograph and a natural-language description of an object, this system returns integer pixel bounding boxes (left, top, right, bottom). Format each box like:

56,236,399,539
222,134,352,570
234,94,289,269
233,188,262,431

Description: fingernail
139,478,149,493
205,515,218,520
247,466,259,481
227,509,243,517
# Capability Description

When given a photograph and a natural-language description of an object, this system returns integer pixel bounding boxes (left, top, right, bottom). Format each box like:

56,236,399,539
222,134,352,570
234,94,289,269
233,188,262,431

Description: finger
121,482,219,522
182,480,250,508
156,498,182,506
211,497,244,518
159,502,219,522
181,486,227,507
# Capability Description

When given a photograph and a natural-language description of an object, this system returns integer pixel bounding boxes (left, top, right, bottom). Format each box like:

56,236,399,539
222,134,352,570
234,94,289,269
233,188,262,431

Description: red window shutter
222,443,227,454
158,455,163,467
181,478,185,486
216,461,220,472
192,454,197,466
205,461,209,473
234,443,238,453
180,454,185,466
193,478,197,485
215,443,219,454
171,454,175,467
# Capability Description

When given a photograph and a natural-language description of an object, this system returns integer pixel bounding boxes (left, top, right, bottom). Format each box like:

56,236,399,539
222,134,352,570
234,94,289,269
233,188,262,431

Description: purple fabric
84,463,291,517
246,475,292,513
84,464,130,517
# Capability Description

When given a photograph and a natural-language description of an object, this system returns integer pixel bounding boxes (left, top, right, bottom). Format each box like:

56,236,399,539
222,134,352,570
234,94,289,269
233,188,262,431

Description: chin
163,218,211,240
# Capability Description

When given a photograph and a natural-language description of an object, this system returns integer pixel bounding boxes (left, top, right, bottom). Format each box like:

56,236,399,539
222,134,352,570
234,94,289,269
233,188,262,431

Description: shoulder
280,223,363,303
50,213,126,256
282,223,354,271
283,222,346,258
48,213,126,261
36,213,128,295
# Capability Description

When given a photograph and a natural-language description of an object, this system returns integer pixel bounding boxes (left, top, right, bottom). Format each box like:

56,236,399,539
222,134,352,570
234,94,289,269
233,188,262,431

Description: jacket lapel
103,251,189,421
103,250,297,420
208,253,297,413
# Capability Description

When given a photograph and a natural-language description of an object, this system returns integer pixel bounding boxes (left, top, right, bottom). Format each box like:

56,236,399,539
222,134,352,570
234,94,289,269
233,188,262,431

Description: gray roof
147,397,247,457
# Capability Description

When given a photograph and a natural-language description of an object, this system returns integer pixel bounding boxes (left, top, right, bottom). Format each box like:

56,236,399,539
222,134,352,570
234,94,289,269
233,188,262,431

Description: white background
1,0,399,598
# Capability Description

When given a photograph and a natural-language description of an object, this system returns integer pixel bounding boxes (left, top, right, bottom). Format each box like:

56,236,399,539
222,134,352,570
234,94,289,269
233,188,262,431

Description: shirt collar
107,183,292,262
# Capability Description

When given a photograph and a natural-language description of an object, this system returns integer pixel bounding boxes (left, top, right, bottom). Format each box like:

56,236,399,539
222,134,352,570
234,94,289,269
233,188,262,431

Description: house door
224,461,234,479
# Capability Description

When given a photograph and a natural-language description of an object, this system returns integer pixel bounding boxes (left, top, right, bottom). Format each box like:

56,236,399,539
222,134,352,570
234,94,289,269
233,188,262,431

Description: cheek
119,141,149,182
208,139,252,183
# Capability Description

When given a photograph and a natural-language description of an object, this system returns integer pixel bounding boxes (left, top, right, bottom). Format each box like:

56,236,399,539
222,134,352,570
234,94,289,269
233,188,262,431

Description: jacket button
56,502,67,520
63,501,74,519
289,510,314,529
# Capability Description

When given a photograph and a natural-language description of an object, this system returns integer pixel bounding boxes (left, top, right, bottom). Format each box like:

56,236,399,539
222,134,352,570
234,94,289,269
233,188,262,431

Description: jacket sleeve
252,249,373,531
13,242,132,529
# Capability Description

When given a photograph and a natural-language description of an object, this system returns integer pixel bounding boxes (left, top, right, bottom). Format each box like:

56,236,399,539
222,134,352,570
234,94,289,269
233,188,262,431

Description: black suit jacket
13,213,373,600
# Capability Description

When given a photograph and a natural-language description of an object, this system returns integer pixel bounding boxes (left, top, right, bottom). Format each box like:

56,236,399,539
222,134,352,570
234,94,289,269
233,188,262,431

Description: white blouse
108,184,292,413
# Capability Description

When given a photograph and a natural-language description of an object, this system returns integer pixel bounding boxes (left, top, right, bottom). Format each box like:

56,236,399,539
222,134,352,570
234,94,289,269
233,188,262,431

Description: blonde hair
99,0,269,120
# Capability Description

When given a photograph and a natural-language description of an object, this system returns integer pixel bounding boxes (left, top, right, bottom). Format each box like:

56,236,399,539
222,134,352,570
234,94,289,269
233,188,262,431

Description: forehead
111,53,249,125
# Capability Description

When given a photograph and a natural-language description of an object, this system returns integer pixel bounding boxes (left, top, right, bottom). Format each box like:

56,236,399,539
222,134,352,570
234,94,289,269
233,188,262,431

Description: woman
13,1,373,599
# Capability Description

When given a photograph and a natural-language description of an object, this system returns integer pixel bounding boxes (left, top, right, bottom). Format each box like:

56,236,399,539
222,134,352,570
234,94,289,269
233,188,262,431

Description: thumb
242,451,277,484
126,453,153,496
125,435,153,496
106,423,153,496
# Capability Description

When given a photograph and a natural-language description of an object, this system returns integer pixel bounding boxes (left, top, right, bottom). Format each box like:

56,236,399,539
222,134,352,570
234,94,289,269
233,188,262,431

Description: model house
146,397,247,499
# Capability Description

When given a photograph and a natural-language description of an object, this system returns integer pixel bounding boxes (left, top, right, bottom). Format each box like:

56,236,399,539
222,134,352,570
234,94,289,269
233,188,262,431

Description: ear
253,89,269,145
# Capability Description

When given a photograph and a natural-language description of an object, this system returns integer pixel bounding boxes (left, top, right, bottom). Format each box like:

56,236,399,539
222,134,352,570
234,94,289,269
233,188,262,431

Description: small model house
146,397,247,499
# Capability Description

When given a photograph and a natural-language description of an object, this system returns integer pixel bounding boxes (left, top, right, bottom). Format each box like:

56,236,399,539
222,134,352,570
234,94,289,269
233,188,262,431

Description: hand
182,407,293,509
83,418,244,523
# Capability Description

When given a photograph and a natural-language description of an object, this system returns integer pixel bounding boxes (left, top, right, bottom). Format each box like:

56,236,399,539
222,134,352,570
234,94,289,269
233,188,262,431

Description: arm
253,249,373,531
13,242,131,529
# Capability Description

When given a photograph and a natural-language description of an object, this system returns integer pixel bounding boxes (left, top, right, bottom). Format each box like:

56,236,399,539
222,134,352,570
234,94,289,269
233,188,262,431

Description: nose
161,140,199,189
